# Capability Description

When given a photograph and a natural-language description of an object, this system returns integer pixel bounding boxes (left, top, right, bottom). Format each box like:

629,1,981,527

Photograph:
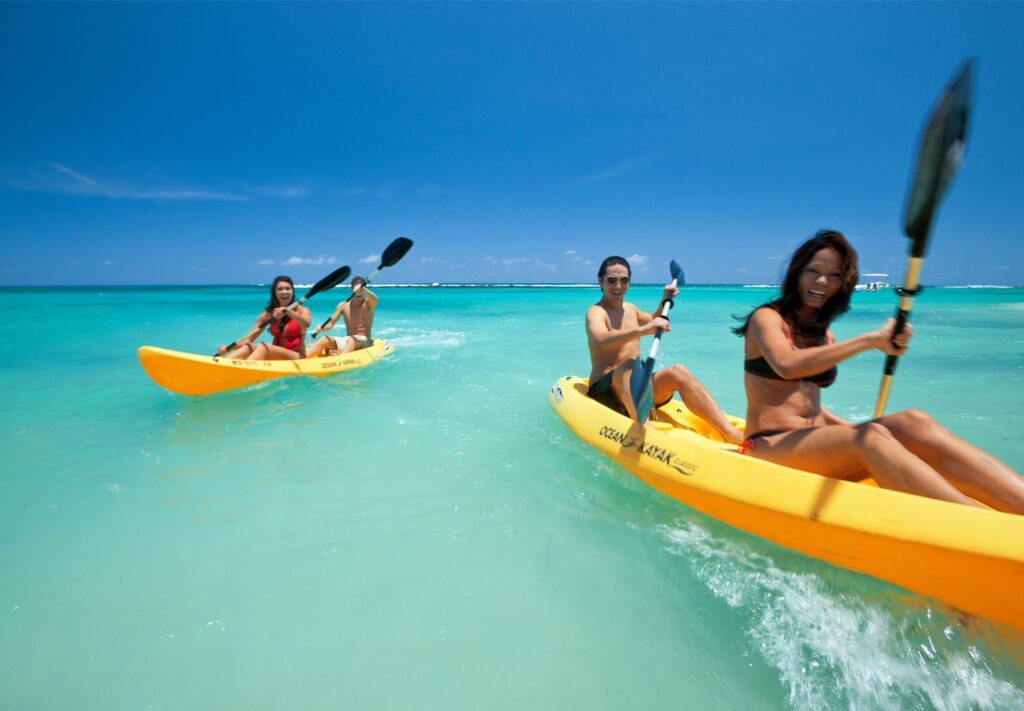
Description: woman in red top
219,276,310,360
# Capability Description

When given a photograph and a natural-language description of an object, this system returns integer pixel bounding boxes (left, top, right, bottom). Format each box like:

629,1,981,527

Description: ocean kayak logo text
598,425,696,475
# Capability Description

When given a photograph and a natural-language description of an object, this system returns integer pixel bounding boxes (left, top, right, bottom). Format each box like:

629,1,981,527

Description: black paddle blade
670,260,684,286
380,237,413,268
306,265,351,299
902,58,974,256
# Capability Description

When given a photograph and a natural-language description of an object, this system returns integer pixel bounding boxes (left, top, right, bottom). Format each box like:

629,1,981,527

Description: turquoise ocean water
2,283,1024,709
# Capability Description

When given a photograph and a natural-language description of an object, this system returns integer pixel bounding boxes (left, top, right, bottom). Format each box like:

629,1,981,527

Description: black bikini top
744,316,837,388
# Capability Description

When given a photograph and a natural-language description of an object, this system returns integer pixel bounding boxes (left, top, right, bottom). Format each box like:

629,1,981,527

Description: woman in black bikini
734,230,1024,513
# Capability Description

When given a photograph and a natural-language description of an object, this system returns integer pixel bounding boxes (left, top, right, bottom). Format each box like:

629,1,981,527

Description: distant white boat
855,273,889,292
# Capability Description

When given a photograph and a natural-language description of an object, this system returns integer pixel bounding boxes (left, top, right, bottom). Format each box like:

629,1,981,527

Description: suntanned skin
586,263,744,444
218,280,310,361
306,282,378,357
743,246,1024,513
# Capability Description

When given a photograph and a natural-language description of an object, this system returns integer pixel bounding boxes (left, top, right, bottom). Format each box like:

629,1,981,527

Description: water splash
659,520,1024,710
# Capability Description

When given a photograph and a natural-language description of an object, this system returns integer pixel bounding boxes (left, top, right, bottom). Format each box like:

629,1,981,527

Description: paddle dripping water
1,284,1022,708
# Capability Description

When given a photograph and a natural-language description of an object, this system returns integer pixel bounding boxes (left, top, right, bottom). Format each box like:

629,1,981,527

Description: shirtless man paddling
306,276,378,357
585,255,743,444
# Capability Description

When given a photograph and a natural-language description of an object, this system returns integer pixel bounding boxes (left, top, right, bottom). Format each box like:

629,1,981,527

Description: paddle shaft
647,284,677,360
631,279,678,423
873,60,973,417
873,257,924,418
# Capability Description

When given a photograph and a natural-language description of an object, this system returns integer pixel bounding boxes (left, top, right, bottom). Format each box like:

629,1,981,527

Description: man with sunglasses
585,256,743,444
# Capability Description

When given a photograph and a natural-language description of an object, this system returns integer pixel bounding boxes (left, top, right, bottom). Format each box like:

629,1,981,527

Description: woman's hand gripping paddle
874,59,974,418
630,260,684,423
217,265,351,356
311,236,414,336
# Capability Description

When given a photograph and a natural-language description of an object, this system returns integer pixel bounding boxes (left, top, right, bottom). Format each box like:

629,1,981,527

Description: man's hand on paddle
645,316,670,334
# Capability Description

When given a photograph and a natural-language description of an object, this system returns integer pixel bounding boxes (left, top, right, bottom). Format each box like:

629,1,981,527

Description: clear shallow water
2,284,1023,709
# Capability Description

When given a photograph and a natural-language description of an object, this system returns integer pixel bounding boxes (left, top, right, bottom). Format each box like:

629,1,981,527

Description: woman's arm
749,308,907,380
273,304,311,329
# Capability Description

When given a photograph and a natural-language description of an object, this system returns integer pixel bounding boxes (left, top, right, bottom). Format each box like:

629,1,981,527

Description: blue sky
2,2,1023,286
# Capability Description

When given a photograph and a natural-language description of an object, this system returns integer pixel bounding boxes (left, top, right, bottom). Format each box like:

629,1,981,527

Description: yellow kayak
549,375,1024,633
138,339,393,396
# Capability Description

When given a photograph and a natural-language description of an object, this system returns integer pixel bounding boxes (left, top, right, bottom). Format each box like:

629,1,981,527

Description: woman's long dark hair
733,230,858,339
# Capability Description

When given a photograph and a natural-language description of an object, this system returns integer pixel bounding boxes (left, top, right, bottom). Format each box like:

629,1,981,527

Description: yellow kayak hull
549,375,1024,633
138,339,393,396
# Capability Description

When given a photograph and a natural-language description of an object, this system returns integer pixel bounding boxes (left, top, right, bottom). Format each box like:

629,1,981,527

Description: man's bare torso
587,301,641,381
342,298,374,338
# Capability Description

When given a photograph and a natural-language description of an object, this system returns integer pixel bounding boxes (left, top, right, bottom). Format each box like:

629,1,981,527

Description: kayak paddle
312,236,414,335
218,264,351,356
873,58,974,418
630,259,684,423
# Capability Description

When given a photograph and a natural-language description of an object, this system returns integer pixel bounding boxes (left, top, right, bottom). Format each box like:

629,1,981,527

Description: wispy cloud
626,253,650,271
39,163,314,202
257,259,275,266
50,162,98,187
282,256,339,266
250,186,308,199
359,254,379,264
44,162,250,202
339,185,393,199
484,255,557,272
564,249,593,266
574,155,660,186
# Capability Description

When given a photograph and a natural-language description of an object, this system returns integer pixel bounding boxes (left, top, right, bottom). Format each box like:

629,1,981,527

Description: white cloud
565,250,595,267
257,259,275,266
50,162,98,186
47,162,249,202
251,186,308,199
574,155,659,186
626,254,649,268
282,256,339,266
359,254,379,264
43,163,312,203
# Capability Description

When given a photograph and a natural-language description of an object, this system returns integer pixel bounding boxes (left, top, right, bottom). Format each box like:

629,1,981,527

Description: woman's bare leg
879,410,1024,514
261,344,302,361
747,424,979,507
224,342,255,359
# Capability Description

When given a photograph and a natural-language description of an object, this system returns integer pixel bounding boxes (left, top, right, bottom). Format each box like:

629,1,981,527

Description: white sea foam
940,285,1015,289
659,520,1024,710
377,327,465,349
